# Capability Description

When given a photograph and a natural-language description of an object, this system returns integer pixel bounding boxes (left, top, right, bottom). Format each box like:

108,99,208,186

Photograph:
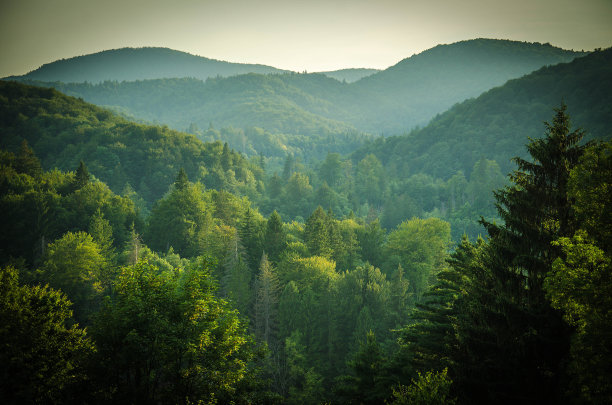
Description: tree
264,210,286,264
14,140,42,177
385,217,451,301
221,230,252,316
543,140,612,403
390,368,456,405
466,104,586,402
334,331,390,404
144,175,212,257
0,266,93,404
39,231,107,323
74,160,90,189
254,253,280,346
304,206,332,258
90,259,257,403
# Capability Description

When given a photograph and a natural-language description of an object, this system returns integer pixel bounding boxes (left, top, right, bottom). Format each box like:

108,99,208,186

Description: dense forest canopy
1,37,611,404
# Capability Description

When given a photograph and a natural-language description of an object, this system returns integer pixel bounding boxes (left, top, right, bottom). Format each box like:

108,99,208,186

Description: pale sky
1,0,611,77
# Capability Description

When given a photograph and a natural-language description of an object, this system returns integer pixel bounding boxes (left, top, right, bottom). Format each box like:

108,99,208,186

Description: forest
1,41,611,404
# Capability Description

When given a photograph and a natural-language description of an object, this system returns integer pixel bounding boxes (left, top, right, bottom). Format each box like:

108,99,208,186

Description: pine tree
254,253,280,346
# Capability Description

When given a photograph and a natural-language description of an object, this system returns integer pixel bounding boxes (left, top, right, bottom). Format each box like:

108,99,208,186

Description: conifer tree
264,210,286,264
464,104,586,402
74,160,90,189
254,253,280,346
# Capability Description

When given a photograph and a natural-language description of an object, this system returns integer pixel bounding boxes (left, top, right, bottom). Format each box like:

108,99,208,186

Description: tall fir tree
466,104,586,403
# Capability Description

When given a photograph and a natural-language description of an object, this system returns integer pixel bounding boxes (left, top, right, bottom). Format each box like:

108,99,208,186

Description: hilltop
7,47,289,83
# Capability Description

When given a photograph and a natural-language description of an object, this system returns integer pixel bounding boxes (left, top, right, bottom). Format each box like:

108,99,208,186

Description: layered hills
12,39,584,139
352,47,612,179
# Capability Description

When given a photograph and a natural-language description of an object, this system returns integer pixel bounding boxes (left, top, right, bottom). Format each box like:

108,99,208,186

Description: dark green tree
74,160,90,189
463,104,586,402
264,210,286,264
0,266,93,404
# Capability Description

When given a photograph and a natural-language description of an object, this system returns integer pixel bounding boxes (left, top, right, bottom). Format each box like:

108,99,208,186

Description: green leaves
0,266,93,404
91,259,256,403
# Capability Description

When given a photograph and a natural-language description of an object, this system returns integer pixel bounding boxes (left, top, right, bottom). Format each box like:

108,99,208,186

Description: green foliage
543,140,612,403
0,266,93,404
254,253,280,346
334,331,391,404
38,231,108,323
390,368,456,405
144,176,212,257
90,259,257,403
385,217,451,301
0,81,263,206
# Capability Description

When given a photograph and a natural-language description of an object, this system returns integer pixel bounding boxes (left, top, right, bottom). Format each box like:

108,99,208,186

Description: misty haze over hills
11,39,585,137
2,32,612,404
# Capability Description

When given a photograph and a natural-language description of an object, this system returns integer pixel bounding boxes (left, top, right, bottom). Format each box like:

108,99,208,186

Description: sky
1,0,611,77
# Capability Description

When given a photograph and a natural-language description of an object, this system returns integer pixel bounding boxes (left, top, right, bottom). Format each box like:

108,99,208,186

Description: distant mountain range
8,39,585,137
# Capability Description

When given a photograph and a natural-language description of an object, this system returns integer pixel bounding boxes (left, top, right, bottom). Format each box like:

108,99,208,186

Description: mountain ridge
6,39,587,141
7,47,290,83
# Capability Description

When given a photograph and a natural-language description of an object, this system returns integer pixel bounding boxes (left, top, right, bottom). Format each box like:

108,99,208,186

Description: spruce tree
74,160,90,189
466,104,586,403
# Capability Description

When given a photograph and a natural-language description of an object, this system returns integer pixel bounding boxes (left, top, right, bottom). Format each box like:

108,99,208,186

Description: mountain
0,80,264,205
7,47,289,83
352,47,612,179
28,73,361,138
10,39,585,149
319,68,380,83
347,38,585,133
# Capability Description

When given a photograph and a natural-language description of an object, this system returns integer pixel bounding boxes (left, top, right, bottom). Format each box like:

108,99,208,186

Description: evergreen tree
74,160,90,189
14,140,42,177
462,105,586,402
221,231,252,316
254,253,280,346
264,210,286,264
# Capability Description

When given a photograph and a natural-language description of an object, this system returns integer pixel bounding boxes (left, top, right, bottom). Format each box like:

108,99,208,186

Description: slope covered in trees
349,38,583,133
2,104,610,404
14,39,583,139
354,47,612,179
6,47,289,83
0,81,265,206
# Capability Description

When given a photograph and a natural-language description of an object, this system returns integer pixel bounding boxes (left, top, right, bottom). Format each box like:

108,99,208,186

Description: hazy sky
1,0,611,77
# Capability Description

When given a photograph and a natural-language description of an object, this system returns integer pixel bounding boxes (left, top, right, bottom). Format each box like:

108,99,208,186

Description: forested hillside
0,81,265,206
15,39,583,140
354,47,612,179
350,38,583,133
7,47,288,83
2,100,610,403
